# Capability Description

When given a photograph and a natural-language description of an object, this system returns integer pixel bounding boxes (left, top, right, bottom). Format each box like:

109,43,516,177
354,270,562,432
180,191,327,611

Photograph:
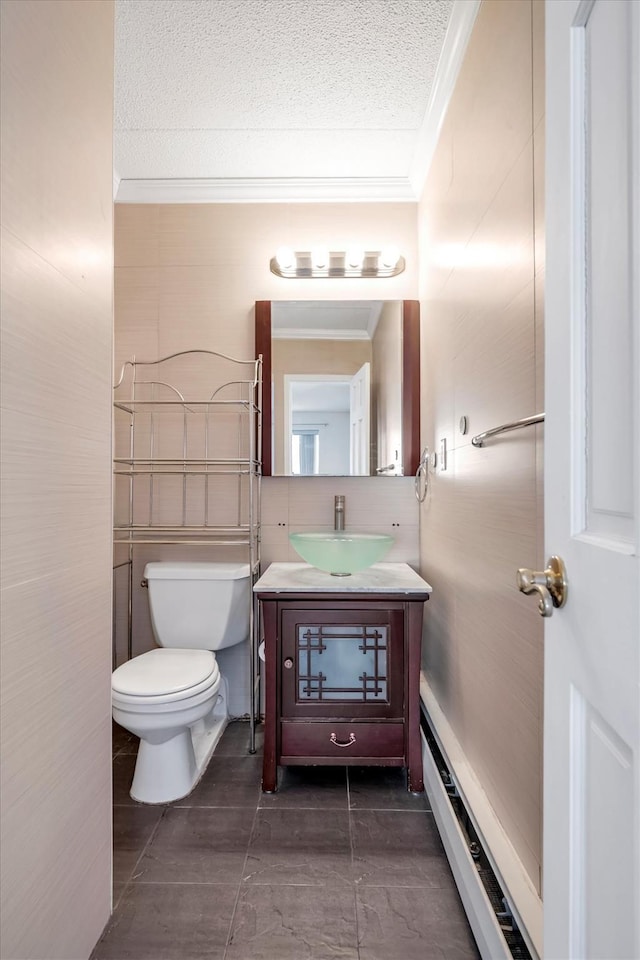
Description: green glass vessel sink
289,531,394,576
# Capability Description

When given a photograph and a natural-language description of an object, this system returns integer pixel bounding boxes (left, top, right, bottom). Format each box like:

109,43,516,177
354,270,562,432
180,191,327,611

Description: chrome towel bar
471,413,545,447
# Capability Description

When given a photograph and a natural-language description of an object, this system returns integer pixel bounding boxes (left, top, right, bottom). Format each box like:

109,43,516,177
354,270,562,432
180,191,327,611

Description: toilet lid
112,649,218,698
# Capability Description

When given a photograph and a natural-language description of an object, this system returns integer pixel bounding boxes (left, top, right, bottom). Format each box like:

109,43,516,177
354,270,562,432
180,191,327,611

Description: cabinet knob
283,658,294,669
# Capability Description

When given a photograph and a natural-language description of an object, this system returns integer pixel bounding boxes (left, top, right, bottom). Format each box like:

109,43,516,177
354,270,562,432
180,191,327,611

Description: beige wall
114,201,417,373
418,0,545,894
113,203,420,680
0,2,114,958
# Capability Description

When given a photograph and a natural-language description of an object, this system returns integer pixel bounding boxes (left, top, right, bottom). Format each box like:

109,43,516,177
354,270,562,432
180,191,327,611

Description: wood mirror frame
255,299,420,478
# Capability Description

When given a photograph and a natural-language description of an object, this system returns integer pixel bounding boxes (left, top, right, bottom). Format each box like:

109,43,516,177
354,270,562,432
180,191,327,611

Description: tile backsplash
261,476,419,570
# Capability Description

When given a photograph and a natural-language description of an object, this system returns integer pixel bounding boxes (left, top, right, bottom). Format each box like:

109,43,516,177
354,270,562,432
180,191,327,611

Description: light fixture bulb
275,246,295,270
379,246,401,269
311,247,329,269
346,246,365,269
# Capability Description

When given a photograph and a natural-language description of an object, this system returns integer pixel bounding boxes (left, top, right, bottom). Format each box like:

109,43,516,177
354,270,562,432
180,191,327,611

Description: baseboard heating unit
420,704,539,960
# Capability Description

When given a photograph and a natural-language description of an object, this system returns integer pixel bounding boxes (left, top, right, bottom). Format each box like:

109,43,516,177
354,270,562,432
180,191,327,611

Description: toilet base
129,678,229,804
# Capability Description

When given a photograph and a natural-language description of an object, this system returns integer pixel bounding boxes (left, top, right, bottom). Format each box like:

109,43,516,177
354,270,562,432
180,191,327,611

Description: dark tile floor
92,721,480,960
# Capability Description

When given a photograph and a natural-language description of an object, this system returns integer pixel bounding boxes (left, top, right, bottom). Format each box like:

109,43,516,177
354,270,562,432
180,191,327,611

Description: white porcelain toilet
112,561,250,803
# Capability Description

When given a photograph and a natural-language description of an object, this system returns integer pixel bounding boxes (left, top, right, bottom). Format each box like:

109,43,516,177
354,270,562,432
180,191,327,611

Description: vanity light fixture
274,246,296,270
270,248,406,279
311,247,329,270
378,246,401,270
345,246,365,269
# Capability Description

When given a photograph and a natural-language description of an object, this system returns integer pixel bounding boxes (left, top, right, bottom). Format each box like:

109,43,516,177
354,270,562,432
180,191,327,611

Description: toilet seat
112,649,219,707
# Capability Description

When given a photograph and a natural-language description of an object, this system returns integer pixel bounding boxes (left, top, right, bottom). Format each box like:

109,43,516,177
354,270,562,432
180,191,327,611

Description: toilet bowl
112,561,250,804
112,648,226,803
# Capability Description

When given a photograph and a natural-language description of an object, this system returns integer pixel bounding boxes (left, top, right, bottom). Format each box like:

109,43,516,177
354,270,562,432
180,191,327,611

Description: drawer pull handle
330,732,356,748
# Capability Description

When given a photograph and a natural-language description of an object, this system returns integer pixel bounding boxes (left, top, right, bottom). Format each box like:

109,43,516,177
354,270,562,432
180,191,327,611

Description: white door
544,2,639,958
349,361,370,475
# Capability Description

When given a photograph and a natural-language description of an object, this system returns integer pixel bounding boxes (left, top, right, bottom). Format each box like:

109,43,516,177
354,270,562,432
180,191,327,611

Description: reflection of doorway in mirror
284,373,370,476
349,362,370,475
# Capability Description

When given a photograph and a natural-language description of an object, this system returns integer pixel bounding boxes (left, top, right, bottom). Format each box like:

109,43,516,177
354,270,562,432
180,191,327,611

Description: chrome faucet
334,495,345,531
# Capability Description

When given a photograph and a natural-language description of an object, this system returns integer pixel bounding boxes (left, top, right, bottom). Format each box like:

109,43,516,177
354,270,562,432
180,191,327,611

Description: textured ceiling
114,0,454,184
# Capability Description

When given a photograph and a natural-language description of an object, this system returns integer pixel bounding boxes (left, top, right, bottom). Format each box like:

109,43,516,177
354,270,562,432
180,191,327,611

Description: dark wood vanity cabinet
257,588,429,793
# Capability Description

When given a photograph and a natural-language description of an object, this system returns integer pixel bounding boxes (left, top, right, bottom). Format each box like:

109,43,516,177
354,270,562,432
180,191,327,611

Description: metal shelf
113,349,263,752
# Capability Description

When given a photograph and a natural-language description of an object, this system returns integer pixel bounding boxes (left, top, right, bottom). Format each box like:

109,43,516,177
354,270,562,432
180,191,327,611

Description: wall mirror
255,300,419,477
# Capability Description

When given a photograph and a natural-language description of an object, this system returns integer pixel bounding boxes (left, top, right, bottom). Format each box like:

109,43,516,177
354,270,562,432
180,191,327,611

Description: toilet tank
144,562,251,651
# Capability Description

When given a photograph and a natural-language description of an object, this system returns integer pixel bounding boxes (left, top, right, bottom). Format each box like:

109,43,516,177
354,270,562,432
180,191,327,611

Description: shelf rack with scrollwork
112,349,262,751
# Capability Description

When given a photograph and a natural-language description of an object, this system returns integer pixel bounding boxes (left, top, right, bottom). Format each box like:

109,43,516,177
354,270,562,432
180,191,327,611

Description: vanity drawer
280,721,404,761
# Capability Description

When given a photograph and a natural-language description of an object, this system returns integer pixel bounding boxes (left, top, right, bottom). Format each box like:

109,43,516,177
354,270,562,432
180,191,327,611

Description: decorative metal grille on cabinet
296,625,388,701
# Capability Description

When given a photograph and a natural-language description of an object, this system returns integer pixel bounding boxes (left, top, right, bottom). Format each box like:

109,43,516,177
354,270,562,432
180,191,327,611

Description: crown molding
272,327,371,341
408,0,481,199
115,176,417,204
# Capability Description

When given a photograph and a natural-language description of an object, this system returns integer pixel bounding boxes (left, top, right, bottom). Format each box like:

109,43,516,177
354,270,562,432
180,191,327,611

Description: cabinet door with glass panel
280,607,405,720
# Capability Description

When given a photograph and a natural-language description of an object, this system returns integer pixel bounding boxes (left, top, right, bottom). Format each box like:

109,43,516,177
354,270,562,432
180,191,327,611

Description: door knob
517,555,567,618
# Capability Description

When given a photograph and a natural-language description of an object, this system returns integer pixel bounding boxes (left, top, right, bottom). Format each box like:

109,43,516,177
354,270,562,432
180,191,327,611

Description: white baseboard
421,674,542,959
421,726,512,960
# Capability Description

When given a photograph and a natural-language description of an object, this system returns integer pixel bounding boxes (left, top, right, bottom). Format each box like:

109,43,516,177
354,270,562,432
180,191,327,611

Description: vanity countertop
253,561,432,595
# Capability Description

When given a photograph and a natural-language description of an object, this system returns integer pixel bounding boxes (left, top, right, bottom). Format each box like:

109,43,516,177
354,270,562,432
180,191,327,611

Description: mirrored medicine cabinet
255,300,419,478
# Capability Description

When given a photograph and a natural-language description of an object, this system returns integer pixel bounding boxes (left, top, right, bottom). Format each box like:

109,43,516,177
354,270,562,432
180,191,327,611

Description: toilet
112,561,251,803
